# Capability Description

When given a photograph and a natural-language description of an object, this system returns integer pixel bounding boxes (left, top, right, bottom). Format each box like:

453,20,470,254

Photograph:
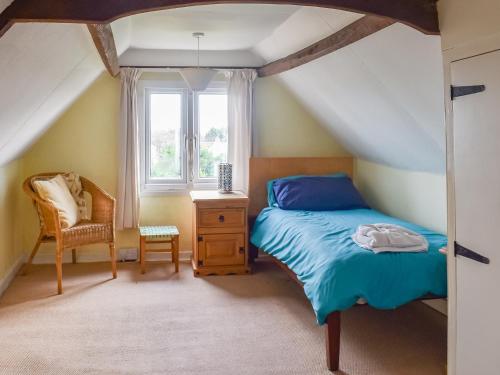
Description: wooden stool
139,226,180,274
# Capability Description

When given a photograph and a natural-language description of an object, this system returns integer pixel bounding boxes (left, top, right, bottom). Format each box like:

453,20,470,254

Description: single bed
248,157,447,372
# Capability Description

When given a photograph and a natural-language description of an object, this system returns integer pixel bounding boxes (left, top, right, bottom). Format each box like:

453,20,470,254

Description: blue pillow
272,176,369,211
266,173,347,206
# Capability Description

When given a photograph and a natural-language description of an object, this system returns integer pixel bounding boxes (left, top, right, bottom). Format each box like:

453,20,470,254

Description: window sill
140,183,218,197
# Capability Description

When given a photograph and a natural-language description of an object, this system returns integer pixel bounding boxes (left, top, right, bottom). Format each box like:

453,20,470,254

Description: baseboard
32,249,192,264
0,254,26,297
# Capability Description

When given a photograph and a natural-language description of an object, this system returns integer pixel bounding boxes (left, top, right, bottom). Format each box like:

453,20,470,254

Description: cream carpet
0,258,446,375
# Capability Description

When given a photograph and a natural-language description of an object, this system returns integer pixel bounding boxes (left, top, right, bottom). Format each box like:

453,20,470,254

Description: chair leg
109,243,117,279
72,249,77,264
56,244,63,295
21,232,44,276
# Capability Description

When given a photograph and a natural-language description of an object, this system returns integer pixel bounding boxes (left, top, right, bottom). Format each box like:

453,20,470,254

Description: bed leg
248,244,259,263
326,311,341,372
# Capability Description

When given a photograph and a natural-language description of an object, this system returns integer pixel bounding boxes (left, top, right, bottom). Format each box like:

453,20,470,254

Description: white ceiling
120,48,264,68
115,6,363,68
0,0,13,13
255,7,364,62
125,4,300,50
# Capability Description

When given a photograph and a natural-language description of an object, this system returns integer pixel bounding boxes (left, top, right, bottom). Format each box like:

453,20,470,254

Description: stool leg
174,236,179,273
140,235,146,274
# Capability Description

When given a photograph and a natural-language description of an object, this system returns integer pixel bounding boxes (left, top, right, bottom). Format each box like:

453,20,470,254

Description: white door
452,50,500,375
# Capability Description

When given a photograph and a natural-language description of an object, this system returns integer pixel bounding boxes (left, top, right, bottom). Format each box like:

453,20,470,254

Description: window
147,90,185,182
140,80,229,193
195,91,228,181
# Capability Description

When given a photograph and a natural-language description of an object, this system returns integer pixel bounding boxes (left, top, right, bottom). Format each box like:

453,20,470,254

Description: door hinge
198,260,203,266
239,246,245,254
451,85,485,100
198,235,203,242
454,241,490,264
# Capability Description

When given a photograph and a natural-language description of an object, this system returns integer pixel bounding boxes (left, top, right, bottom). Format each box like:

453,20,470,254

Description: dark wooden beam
0,13,13,38
87,23,120,77
0,0,438,40
258,15,395,77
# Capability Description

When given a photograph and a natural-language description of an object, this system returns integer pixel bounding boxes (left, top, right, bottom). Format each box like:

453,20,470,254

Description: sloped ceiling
253,8,445,174
0,23,104,166
0,4,445,174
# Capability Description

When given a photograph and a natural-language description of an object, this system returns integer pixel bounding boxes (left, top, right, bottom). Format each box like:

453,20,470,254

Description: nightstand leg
174,236,179,273
140,235,146,274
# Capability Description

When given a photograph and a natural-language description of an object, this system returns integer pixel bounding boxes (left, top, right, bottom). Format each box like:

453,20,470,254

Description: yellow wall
0,159,23,284
355,159,447,234
253,77,348,157
439,0,500,51
20,72,350,260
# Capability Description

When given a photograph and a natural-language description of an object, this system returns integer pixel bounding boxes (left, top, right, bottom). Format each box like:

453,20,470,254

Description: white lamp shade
180,68,217,91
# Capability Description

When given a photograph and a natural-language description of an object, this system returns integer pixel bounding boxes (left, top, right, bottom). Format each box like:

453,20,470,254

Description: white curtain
116,68,141,230
226,69,257,194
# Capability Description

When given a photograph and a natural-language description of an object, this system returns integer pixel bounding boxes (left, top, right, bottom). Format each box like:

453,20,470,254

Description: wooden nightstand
190,190,251,276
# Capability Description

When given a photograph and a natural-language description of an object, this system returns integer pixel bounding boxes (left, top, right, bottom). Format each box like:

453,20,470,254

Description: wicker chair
22,173,117,294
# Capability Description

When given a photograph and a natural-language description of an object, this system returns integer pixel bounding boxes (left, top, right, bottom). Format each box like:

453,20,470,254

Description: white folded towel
352,223,428,253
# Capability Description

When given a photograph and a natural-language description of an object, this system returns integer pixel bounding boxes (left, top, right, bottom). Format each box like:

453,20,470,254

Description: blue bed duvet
250,208,447,324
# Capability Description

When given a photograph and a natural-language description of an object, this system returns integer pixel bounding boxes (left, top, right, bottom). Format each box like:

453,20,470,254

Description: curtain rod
119,65,259,70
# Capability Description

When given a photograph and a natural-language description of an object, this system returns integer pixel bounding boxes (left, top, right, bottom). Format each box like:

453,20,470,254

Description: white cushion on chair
33,174,79,228
63,172,90,221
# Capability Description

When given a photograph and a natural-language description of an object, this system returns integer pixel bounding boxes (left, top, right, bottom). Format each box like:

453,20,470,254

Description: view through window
149,92,183,180
197,93,228,179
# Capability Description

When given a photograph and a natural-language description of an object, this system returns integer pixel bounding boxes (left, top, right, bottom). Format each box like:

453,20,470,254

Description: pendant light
180,32,216,91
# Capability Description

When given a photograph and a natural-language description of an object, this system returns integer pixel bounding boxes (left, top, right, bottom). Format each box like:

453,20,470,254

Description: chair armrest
38,200,63,237
81,178,115,225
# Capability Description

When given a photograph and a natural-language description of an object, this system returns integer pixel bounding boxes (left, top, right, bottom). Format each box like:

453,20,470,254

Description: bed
248,157,447,372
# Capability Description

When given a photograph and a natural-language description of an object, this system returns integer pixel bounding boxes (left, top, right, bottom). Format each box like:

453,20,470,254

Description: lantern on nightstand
218,163,232,193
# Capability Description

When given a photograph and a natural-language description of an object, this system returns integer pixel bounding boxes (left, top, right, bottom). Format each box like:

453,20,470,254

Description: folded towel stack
352,223,428,253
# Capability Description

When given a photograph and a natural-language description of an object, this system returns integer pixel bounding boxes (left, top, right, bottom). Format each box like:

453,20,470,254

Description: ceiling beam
87,23,120,77
0,13,12,38
257,15,394,77
0,0,438,39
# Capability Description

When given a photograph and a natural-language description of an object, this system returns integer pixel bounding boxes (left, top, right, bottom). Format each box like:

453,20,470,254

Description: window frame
138,79,228,195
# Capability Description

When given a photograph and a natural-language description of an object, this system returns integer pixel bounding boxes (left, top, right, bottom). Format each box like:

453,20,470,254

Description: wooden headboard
248,157,354,219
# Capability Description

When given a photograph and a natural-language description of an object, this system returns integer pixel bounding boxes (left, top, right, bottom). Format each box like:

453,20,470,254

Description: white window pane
149,93,182,180
198,93,228,179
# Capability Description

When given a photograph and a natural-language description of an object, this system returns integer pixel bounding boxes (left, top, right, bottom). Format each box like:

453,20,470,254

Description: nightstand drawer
198,208,245,228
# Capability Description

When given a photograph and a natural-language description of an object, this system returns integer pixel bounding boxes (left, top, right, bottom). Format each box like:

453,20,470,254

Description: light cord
197,35,200,68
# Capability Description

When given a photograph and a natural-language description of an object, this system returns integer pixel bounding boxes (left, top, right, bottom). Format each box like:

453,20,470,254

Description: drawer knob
218,215,225,223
